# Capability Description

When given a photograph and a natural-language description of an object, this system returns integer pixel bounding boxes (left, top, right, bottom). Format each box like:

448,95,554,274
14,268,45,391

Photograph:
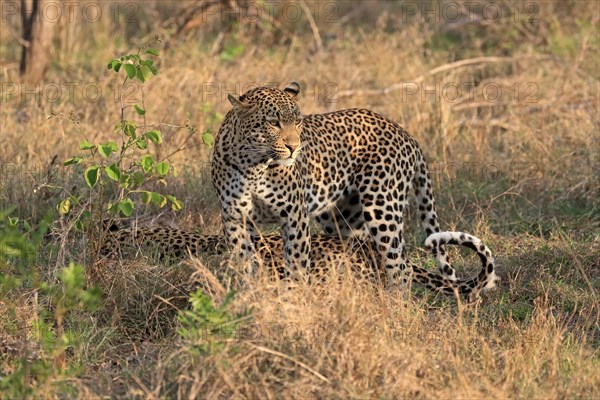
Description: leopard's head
227,82,304,166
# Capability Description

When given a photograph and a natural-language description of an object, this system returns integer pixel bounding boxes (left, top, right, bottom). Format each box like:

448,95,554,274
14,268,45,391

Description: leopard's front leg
219,192,259,273
259,171,311,279
281,191,311,279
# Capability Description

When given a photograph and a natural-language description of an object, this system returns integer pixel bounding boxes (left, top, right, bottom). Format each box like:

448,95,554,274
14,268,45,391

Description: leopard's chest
253,154,353,215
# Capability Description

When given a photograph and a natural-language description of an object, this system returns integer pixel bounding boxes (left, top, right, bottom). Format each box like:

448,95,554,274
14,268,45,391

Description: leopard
211,82,460,286
100,226,498,302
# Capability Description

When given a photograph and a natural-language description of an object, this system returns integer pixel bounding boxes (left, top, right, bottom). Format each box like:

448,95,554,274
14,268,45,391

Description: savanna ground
0,1,599,398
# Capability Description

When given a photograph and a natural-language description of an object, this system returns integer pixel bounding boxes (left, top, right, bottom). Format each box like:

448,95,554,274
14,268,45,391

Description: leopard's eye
266,118,281,128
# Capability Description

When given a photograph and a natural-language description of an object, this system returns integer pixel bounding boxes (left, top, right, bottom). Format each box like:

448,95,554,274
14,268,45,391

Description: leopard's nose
285,144,299,154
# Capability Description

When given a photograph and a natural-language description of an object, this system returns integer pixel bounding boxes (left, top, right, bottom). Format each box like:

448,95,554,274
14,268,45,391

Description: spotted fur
211,82,456,285
101,227,498,301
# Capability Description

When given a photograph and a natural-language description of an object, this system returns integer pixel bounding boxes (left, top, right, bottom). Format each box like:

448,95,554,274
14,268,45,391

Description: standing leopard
212,82,459,286
101,227,498,302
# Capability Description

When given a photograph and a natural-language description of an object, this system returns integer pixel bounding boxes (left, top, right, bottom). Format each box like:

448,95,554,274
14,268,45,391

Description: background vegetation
0,0,598,398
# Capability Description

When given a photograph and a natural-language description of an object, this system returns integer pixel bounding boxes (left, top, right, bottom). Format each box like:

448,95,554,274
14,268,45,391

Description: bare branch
336,55,590,98
6,22,30,48
299,0,323,52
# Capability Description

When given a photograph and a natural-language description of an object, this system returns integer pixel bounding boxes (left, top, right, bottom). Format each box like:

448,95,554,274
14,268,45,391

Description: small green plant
177,290,253,355
58,47,183,228
0,207,47,294
0,210,101,397
199,103,223,146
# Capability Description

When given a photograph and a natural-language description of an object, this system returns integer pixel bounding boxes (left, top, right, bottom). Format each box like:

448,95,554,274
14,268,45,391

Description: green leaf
117,198,134,217
125,124,137,138
156,162,170,176
105,164,121,181
148,64,158,76
136,139,148,150
140,191,151,204
151,192,167,208
124,64,136,79
132,171,145,186
108,60,120,70
121,120,137,138
134,105,145,115
141,155,154,173
84,166,100,188
119,173,131,188
80,140,95,150
114,63,122,73
139,64,152,81
63,157,82,166
146,48,160,56
98,142,117,159
202,131,215,148
145,130,162,144
57,199,71,215
172,199,184,211
136,67,145,83
167,195,184,211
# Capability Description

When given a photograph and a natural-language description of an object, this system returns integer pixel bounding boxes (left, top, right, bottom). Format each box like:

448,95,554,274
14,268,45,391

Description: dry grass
0,0,599,398
78,252,598,398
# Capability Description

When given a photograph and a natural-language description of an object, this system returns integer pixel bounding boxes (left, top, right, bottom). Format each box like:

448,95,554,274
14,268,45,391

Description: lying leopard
101,226,498,302
212,82,460,285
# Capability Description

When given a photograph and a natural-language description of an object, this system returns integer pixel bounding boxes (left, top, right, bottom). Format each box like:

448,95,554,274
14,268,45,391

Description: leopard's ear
283,82,301,100
228,94,252,115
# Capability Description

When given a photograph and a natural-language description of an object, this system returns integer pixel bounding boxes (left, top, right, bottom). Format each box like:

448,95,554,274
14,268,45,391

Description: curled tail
410,231,499,302
412,149,457,281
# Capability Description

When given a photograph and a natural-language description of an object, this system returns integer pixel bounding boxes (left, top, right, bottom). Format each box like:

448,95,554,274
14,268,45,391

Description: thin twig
299,0,323,52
